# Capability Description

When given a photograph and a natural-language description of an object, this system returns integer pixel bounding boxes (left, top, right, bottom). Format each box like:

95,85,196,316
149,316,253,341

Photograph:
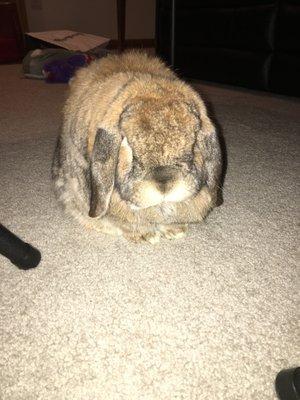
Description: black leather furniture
156,0,300,97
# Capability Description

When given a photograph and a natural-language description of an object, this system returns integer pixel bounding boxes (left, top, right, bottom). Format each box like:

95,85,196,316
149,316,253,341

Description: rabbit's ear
89,128,121,218
196,122,223,206
190,100,223,207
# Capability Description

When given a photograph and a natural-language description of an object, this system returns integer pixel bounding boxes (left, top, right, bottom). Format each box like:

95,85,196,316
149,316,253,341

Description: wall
24,0,156,39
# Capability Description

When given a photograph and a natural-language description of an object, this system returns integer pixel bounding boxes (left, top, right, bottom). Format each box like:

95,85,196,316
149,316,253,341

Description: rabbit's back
71,51,176,88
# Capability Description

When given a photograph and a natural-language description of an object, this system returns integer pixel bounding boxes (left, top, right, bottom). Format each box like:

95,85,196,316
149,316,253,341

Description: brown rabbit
52,51,223,243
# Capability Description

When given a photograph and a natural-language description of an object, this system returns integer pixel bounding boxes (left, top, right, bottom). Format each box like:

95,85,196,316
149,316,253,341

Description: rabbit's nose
153,166,176,192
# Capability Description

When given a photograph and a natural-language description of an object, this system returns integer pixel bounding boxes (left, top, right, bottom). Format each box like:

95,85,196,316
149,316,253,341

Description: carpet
0,64,299,400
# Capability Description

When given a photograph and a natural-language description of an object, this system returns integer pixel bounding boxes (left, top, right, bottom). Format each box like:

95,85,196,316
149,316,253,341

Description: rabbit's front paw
159,224,188,240
143,231,161,244
125,230,161,244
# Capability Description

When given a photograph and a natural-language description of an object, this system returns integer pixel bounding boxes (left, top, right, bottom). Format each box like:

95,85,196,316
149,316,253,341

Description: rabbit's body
52,52,223,242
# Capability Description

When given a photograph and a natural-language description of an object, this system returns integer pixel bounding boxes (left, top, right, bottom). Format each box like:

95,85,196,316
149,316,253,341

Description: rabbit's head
89,96,220,217
115,99,206,210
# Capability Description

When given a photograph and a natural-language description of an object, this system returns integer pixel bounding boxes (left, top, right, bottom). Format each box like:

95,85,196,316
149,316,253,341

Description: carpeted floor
0,63,299,400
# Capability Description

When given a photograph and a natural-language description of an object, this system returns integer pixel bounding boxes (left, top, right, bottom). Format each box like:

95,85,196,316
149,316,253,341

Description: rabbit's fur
52,51,223,243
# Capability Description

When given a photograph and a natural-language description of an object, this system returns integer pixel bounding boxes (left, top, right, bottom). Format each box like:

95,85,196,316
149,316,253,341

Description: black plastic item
0,224,41,269
276,367,300,400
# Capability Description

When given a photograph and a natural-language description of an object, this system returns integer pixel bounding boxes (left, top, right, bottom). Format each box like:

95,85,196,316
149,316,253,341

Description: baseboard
107,39,155,49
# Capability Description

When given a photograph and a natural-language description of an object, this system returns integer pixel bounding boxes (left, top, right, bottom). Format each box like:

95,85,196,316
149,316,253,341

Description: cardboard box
25,30,110,52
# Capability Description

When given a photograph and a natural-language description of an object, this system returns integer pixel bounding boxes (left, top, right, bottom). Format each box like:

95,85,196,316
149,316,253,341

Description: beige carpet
0,64,299,400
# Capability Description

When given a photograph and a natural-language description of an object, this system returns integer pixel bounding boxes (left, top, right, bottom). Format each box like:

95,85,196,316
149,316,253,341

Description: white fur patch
165,181,190,203
129,203,141,211
142,185,164,208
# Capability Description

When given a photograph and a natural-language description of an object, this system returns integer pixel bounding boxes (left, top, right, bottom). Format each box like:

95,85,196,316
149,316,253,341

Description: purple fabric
43,54,88,83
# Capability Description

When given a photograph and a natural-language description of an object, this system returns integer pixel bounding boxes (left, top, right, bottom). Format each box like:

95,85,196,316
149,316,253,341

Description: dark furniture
0,0,25,63
156,0,300,97
117,0,126,52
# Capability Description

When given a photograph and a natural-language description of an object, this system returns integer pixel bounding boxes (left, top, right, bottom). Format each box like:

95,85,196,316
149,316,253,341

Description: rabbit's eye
131,157,144,174
182,154,193,164
175,154,193,169
133,155,144,168
173,160,185,168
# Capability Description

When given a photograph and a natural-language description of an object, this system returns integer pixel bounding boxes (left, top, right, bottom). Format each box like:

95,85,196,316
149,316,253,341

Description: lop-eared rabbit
52,51,223,243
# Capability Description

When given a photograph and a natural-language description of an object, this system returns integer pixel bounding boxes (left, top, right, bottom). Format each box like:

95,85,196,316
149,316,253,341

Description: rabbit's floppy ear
189,99,223,207
89,128,121,218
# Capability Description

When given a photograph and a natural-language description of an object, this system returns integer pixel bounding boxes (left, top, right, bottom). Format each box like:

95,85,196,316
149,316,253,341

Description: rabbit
52,51,223,243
